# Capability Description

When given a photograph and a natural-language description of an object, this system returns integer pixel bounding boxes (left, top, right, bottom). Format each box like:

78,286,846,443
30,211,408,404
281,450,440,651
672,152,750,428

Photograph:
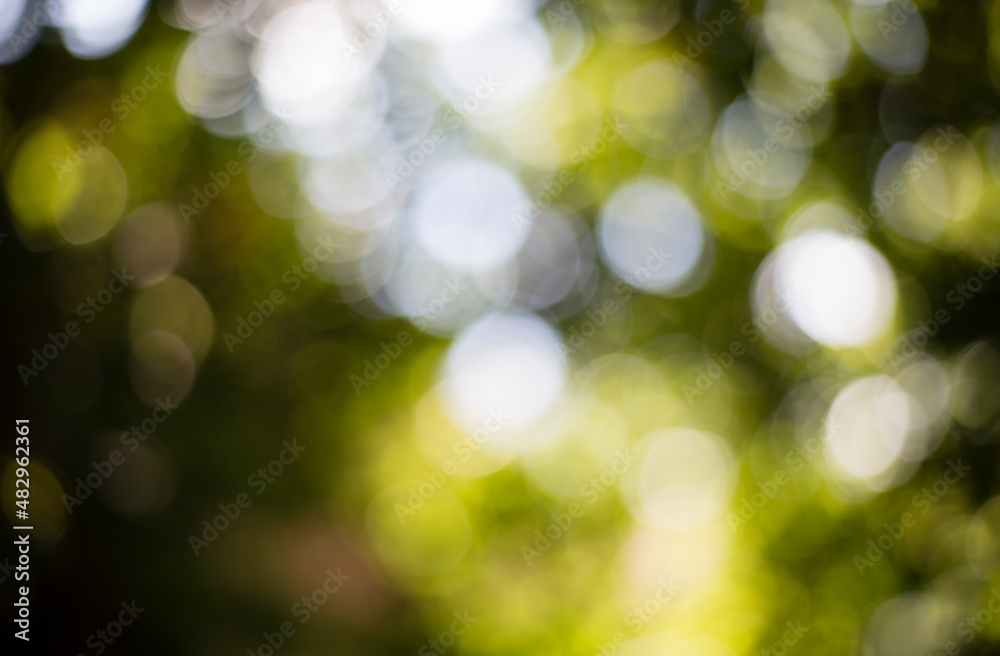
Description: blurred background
3,0,1000,654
